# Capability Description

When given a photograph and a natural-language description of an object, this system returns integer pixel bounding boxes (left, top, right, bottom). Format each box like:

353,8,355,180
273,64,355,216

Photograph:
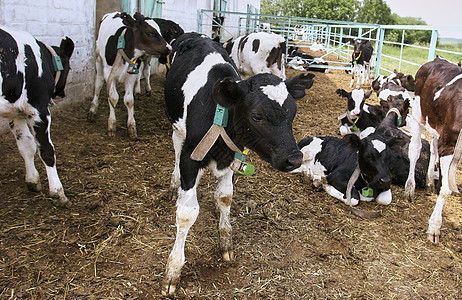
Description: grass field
378,42,462,76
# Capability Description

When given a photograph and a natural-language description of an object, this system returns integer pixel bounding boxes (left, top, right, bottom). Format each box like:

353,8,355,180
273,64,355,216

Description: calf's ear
365,90,372,98
212,77,245,108
60,37,74,59
336,88,349,98
285,73,315,100
121,12,136,29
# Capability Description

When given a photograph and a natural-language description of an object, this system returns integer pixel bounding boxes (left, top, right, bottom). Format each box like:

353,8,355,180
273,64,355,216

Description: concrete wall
0,0,96,109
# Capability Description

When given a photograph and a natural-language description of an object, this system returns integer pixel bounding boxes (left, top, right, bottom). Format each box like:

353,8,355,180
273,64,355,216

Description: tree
261,0,359,21
356,0,393,25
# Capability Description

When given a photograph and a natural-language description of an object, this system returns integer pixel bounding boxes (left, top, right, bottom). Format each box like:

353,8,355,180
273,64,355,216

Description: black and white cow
350,39,373,88
223,32,286,79
88,12,171,139
336,88,387,137
0,26,74,206
135,17,184,93
287,46,329,73
371,70,415,93
374,96,430,189
162,32,315,295
293,134,393,206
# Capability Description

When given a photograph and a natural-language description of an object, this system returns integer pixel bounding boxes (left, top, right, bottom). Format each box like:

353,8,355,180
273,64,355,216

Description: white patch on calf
260,82,288,106
375,189,392,205
174,52,237,136
372,139,386,153
434,74,462,101
351,89,365,115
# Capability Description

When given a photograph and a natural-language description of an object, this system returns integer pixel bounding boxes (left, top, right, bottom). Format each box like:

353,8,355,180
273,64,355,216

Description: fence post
197,9,203,33
375,27,385,78
427,29,438,62
338,27,343,59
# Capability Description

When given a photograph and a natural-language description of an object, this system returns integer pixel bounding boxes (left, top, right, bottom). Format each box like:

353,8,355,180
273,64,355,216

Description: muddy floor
1,51,462,299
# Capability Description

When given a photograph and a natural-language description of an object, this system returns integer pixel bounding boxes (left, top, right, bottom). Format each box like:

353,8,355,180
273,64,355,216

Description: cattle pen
199,9,462,77
1,51,462,298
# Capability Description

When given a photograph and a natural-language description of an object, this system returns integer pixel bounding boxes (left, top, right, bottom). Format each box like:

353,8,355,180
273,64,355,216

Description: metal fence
197,9,462,77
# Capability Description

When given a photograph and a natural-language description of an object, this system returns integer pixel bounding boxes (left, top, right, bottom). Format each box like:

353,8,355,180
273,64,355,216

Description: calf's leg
212,165,234,261
405,96,423,201
34,112,69,207
427,155,452,243
88,56,104,122
123,76,137,139
163,168,203,295
10,120,41,192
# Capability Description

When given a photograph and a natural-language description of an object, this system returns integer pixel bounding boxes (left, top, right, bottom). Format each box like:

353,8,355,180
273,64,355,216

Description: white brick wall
0,0,96,107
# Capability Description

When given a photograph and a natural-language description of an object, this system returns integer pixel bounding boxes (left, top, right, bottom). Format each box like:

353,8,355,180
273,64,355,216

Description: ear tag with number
362,187,374,197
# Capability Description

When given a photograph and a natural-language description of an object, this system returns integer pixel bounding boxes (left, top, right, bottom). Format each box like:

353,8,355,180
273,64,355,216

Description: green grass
378,42,462,76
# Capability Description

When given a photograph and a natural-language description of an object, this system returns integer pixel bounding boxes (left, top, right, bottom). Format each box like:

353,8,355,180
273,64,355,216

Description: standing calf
88,12,171,139
405,56,462,243
0,26,74,206
162,32,314,295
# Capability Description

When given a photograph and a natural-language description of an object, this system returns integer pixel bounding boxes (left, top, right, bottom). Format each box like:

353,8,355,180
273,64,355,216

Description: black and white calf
350,39,373,88
371,70,415,93
287,46,329,73
88,12,171,139
336,88,387,137
162,32,315,295
135,17,184,89
293,134,393,206
0,26,74,206
223,32,286,79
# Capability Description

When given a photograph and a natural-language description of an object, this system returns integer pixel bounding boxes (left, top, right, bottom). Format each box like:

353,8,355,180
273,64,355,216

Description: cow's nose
380,177,391,187
284,151,303,171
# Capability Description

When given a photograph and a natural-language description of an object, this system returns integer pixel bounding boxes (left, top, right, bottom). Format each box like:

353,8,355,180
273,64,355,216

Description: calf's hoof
87,112,97,123
27,181,42,192
427,232,440,244
162,279,178,295
108,130,116,137
222,251,234,261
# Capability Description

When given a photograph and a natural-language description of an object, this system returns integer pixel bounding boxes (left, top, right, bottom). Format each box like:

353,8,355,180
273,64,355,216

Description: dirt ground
1,51,462,299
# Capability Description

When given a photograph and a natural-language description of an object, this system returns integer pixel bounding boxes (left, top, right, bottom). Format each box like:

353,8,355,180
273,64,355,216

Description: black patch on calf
105,27,135,66
252,39,260,53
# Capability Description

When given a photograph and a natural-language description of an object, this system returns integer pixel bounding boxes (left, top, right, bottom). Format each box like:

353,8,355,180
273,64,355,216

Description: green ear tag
127,62,139,74
396,116,402,127
52,56,64,71
213,104,228,127
237,161,255,176
362,187,374,197
351,124,358,132
117,36,125,49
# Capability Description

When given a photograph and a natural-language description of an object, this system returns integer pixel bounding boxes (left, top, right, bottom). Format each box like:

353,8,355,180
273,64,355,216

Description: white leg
123,77,137,139
405,96,422,200
212,165,234,261
143,59,152,94
163,170,203,295
427,155,452,243
107,82,119,137
350,65,356,88
170,130,183,195
9,120,41,191
88,56,104,121
426,137,439,193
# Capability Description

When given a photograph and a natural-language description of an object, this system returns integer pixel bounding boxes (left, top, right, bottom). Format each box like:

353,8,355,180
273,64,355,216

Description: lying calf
292,134,393,206
336,88,387,137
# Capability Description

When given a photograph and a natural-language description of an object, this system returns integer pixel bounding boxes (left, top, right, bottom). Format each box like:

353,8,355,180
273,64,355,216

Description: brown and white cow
405,56,462,243
0,26,74,206
88,12,171,139
223,32,286,79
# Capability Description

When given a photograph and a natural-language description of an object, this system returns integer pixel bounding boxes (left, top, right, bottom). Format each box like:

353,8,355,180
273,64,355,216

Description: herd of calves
1,11,462,295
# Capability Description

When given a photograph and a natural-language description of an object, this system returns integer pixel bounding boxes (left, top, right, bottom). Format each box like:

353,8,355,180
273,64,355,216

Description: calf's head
212,73,315,172
52,37,74,99
336,88,372,119
344,134,392,204
122,12,171,57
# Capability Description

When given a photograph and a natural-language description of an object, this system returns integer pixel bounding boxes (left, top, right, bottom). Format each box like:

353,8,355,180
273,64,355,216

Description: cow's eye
251,113,262,122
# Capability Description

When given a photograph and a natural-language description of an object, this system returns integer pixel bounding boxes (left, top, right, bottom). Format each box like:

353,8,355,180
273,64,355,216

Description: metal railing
198,9,462,76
